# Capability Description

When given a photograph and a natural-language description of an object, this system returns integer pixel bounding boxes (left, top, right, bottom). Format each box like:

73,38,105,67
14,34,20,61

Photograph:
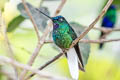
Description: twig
0,69,15,80
26,0,113,78
19,0,66,79
0,11,18,80
44,38,120,43
85,26,120,33
25,53,64,80
80,38,120,43
0,56,70,80
70,0,113,48
39,0,44,7
21,0,40,41
19,0,41,79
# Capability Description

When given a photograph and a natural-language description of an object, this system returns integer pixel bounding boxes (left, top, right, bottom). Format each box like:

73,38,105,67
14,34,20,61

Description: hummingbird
99,4,117,49
36,8,85,79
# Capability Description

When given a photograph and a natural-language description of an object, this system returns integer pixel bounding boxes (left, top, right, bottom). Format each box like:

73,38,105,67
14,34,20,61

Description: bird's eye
59,18,63,22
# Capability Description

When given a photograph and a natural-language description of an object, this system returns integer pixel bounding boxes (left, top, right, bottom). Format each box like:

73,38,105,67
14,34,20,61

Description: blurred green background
0,0,120,80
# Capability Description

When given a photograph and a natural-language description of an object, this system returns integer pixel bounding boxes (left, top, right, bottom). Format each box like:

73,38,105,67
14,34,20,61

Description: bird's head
51,15,66,23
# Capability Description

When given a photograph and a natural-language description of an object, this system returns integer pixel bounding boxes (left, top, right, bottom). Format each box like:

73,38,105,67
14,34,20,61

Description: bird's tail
99,32,104,49
66,48,79,80
99,43,104,49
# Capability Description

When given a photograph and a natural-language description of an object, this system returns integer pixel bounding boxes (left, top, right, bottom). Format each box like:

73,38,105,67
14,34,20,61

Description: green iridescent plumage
105,7,116,24
101,5,117,27
52,16,77,49
99,5,117,49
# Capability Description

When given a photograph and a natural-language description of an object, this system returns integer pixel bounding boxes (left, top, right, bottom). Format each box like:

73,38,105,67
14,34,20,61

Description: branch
0,11,18,79
19,0,41,79
0,68,15,80
0,56,70,80
21,0,40,41
70,0,113,48
39,0,44,7
26,0,113,79
80,38,120,43
87,26,120,33
44,38,120,43
25,53,64,80
19,0,67,79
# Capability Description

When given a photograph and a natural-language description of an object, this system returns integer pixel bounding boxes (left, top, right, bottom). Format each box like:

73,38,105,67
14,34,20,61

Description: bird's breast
52,29,72,49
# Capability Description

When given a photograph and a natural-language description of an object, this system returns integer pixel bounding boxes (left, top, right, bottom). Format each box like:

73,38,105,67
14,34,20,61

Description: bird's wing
74,43,85,71
68,25,85,71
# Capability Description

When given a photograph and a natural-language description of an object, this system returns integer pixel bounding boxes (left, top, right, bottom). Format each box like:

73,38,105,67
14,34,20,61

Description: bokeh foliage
0,0,120,80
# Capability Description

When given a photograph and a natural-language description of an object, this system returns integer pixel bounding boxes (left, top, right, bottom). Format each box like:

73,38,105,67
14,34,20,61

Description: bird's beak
36,8,52,20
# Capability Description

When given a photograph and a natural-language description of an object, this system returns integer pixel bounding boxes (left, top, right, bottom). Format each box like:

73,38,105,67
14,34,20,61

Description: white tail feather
67,48,79,80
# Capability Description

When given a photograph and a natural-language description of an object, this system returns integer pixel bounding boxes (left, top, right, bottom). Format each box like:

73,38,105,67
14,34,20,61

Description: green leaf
70,22,91,66
7,15,25,32
113,0,120,5
17,2,50,32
